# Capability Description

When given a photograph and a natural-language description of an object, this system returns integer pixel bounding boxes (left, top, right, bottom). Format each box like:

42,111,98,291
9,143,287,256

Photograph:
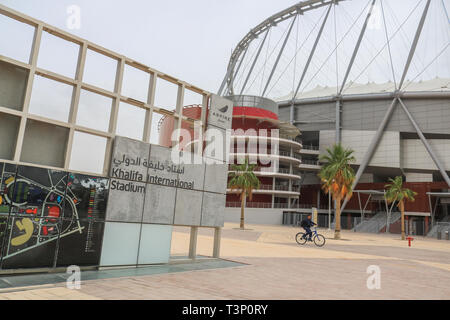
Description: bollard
446,231,449,241
437,231,441,240
406,236,414,247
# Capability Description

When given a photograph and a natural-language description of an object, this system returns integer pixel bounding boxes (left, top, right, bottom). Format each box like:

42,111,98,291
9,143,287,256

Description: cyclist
300,215,316,241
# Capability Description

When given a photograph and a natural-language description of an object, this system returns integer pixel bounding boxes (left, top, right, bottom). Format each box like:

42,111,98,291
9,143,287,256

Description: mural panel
0,162,16,265
0,165,109,269
57,173,109,266
56,219,105,267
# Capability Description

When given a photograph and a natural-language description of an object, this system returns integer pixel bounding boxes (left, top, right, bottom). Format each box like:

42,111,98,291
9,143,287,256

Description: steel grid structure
0,4,210,178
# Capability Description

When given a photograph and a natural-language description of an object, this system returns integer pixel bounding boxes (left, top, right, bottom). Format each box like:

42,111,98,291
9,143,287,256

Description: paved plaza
0,223,449,300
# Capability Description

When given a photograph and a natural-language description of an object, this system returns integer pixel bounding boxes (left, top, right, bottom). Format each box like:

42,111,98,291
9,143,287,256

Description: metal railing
226,202,300,209
278,150,291,157
230,132,302,145
228,166,299,176
300,159,320,166
435,222,450,239
302,145,319,151
278,168,291,174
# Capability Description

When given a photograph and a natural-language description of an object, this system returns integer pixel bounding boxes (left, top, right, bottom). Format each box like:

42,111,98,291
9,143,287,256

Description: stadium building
218,0,450,236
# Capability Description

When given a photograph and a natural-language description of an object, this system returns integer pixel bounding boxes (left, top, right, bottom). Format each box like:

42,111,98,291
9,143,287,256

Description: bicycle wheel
314,234,326,247
295,232,307,245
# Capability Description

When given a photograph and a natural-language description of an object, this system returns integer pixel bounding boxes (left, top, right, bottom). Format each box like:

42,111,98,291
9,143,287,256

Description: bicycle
295,227,326,247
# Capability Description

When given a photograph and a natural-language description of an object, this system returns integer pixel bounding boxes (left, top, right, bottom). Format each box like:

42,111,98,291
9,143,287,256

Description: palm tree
319,144,356,239
385,176,417,240
228,158,260,230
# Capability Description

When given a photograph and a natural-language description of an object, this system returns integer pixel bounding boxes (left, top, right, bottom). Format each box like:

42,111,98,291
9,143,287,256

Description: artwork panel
56,218,105,267
0,216,58,269
65,173,109,221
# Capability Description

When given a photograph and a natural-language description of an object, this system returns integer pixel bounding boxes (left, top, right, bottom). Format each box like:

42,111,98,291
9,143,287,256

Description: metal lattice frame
0,4,211,177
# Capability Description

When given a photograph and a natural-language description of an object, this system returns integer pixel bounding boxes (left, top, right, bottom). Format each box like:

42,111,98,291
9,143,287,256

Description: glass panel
76,89,112,132
138,224,172,264
29,75,74,122
121,64,150,102
82,49,117,92
0,14,34,63
150,111,175,147
37,31,79,78
0,60,29,111
69,131,107,175
0,112,20,160
183,89,203,107
21,119,69,168
99,222,140,266
154,78,178,109
116,101,145,140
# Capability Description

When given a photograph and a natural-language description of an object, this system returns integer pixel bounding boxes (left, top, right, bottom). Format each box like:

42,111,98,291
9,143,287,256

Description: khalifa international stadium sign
106,136,228,227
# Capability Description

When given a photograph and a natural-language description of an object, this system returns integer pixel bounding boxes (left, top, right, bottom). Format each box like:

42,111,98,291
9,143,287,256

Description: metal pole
292,3,333,101
398,0,431,89
262,15,298,97
240,28,270,95
339,0,377,94
218,53,238,96
289,3,332,125
228,46,249,95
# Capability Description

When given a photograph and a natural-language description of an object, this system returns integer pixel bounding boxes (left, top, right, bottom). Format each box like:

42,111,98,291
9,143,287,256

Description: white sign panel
208,94,233,129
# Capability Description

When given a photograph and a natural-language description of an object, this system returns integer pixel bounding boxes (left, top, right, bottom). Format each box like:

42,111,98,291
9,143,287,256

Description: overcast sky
0,0,300,91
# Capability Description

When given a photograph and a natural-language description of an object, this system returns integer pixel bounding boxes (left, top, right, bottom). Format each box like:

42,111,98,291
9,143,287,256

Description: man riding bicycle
300,215,316,241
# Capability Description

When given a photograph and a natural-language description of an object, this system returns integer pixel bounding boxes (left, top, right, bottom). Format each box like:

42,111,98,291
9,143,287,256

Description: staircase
353,211,401,233
427,215,450,238
353,212,386,233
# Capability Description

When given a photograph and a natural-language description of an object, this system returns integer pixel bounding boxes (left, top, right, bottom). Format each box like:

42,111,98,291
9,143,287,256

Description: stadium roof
276,77,450,101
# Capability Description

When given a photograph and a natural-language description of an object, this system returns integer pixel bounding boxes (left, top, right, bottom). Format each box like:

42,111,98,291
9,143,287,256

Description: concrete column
317,189,321,209
213,227,222,258
188,226,198,259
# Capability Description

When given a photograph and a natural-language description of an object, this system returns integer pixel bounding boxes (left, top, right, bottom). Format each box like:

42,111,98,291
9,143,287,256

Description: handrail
231,132,302,144
226,201,301,209
302,145,319,151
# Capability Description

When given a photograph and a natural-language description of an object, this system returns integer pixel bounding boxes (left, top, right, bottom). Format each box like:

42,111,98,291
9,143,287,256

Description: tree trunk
400,200,405,240
335,196,341,239
240,193,245,230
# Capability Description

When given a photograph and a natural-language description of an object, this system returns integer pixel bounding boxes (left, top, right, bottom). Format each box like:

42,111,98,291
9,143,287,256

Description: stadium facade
218,0,450,235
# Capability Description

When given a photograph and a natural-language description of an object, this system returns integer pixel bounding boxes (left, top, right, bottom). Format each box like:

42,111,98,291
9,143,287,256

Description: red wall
300,181,449,213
